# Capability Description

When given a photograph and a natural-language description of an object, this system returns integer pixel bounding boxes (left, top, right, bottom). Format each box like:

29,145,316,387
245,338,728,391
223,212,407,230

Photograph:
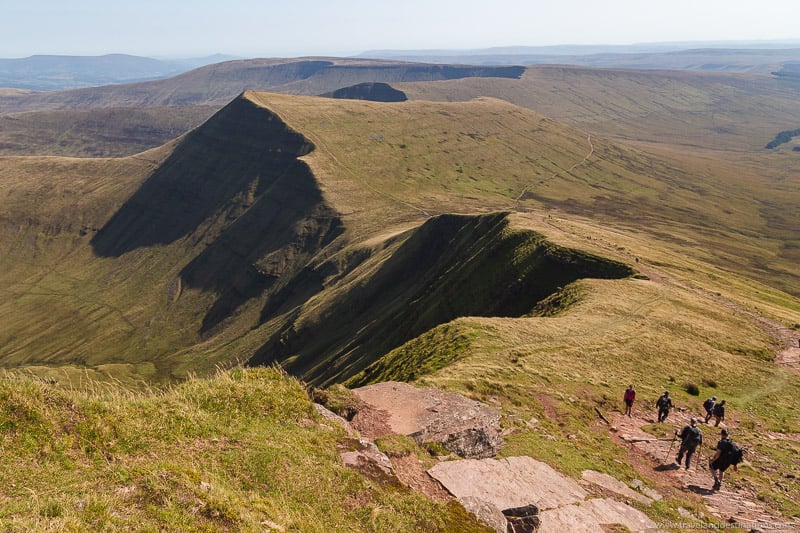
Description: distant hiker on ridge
656,391,672,423
623,384,636,417
712,399,726,427
675,418,702,469
703,396,717,424
709,428,742,491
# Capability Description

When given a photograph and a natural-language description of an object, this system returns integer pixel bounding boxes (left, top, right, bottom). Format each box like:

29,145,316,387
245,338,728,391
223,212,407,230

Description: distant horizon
3,1,799,59
2,38,800,62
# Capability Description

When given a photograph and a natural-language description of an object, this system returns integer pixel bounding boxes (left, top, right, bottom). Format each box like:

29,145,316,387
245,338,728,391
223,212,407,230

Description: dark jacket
680,425,702,446
656,395,672,410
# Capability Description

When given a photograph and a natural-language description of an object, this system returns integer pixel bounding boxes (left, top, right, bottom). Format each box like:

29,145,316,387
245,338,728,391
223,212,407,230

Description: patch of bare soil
349,400,394,440
389,454,452,502
347,393,453,501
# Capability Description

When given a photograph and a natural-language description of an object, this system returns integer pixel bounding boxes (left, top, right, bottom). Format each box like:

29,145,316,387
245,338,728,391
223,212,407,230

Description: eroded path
610,409,798,530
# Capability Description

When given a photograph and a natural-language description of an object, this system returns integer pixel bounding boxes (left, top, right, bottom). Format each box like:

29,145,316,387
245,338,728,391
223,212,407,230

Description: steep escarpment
0,59,525,114
322,82,408,102
1,91,638,385
0,93,346,376
91,94,344,333
249,212,634,385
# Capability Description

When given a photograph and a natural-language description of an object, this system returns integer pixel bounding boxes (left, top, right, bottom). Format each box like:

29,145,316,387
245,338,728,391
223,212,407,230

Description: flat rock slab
340,438,394,476
540,499,660,533
581,498,660,532
581,469,653,506
352,381,503,458
428,456,587,511
538,503,603,533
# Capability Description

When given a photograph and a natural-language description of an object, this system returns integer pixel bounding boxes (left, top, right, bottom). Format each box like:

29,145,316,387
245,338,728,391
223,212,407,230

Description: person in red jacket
623,384,636,417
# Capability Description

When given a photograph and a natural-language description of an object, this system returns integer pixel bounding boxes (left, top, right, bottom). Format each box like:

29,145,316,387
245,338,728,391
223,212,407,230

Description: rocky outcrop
428,457,588,511
503,505,541,532
351,381,503,459
428,456,661,533
581,470,655,506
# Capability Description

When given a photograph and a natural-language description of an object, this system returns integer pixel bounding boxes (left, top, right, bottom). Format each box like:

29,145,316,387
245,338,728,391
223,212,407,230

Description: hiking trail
610,408,798,531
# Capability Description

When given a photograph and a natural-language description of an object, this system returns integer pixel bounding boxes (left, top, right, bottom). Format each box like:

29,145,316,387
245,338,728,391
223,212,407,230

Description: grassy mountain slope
0,92,640,384
399,67,800,296
2,86,800,527
0,366,487,531
2,90,798,384
0,106,217,157
401,65,800,150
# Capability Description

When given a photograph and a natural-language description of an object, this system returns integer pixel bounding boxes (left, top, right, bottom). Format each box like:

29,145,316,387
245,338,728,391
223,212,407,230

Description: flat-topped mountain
0,57,523,114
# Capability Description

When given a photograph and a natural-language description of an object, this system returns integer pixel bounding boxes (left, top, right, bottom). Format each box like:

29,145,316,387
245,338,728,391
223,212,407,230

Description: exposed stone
581,498,661,532
428,456,587,511
340,438,395,481
314,403,356,435
642,487,663,502
352,381,503,459
581,470,653,506
503,504,541,532
538,504,603,532
539,499,662,533
460,496,508,533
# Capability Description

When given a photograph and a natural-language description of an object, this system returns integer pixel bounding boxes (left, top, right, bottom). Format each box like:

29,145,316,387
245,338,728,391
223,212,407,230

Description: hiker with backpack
675,418,703,469
623,384,636,417
703,396,716,423
712,399,726,427
656,391,672,423
709,428,742,490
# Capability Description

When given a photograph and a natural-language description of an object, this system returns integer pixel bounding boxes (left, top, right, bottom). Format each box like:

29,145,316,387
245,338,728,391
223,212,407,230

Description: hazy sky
3,0,799,58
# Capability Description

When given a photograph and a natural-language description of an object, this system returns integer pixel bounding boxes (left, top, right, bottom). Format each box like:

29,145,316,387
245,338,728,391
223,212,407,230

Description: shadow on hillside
91,95,343,332
687,484,716,496
91,96,316,256
250,212,635,386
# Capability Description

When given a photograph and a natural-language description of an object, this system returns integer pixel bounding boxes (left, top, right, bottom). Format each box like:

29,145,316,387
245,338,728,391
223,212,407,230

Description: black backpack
725,440,744,464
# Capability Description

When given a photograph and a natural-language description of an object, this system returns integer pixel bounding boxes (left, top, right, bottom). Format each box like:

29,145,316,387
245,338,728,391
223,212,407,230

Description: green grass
0,75,799,529
0,366,490,531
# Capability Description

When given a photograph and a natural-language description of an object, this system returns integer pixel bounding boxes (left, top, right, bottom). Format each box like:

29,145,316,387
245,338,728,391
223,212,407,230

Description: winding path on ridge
609,408,798,530
514,134,594,204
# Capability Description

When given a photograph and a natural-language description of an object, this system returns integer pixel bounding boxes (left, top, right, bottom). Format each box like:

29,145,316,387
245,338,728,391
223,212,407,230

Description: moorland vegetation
0,58,799,530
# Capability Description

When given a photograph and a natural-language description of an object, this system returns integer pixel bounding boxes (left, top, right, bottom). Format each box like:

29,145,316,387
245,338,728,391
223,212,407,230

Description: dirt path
514,134,594,204
610,409,797,530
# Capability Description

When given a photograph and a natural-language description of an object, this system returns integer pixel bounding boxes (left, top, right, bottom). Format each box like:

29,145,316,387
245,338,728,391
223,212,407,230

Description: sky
2,0,799,59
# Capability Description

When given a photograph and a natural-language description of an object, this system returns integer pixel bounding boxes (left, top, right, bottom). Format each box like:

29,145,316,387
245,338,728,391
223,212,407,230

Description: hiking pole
664,432,678,463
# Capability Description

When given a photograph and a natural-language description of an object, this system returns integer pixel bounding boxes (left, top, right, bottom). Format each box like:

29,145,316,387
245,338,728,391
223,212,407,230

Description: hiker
623,384,636,417
675,418,703,469
709,428,741,490
703,396,717,423
712,399,726,427
656,391,672,423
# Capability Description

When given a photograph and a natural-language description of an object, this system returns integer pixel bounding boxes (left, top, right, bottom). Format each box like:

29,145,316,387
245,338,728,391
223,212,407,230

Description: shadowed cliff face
322,82,408,102
91,94,343,332
249,213,634,386
91,96,318,255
